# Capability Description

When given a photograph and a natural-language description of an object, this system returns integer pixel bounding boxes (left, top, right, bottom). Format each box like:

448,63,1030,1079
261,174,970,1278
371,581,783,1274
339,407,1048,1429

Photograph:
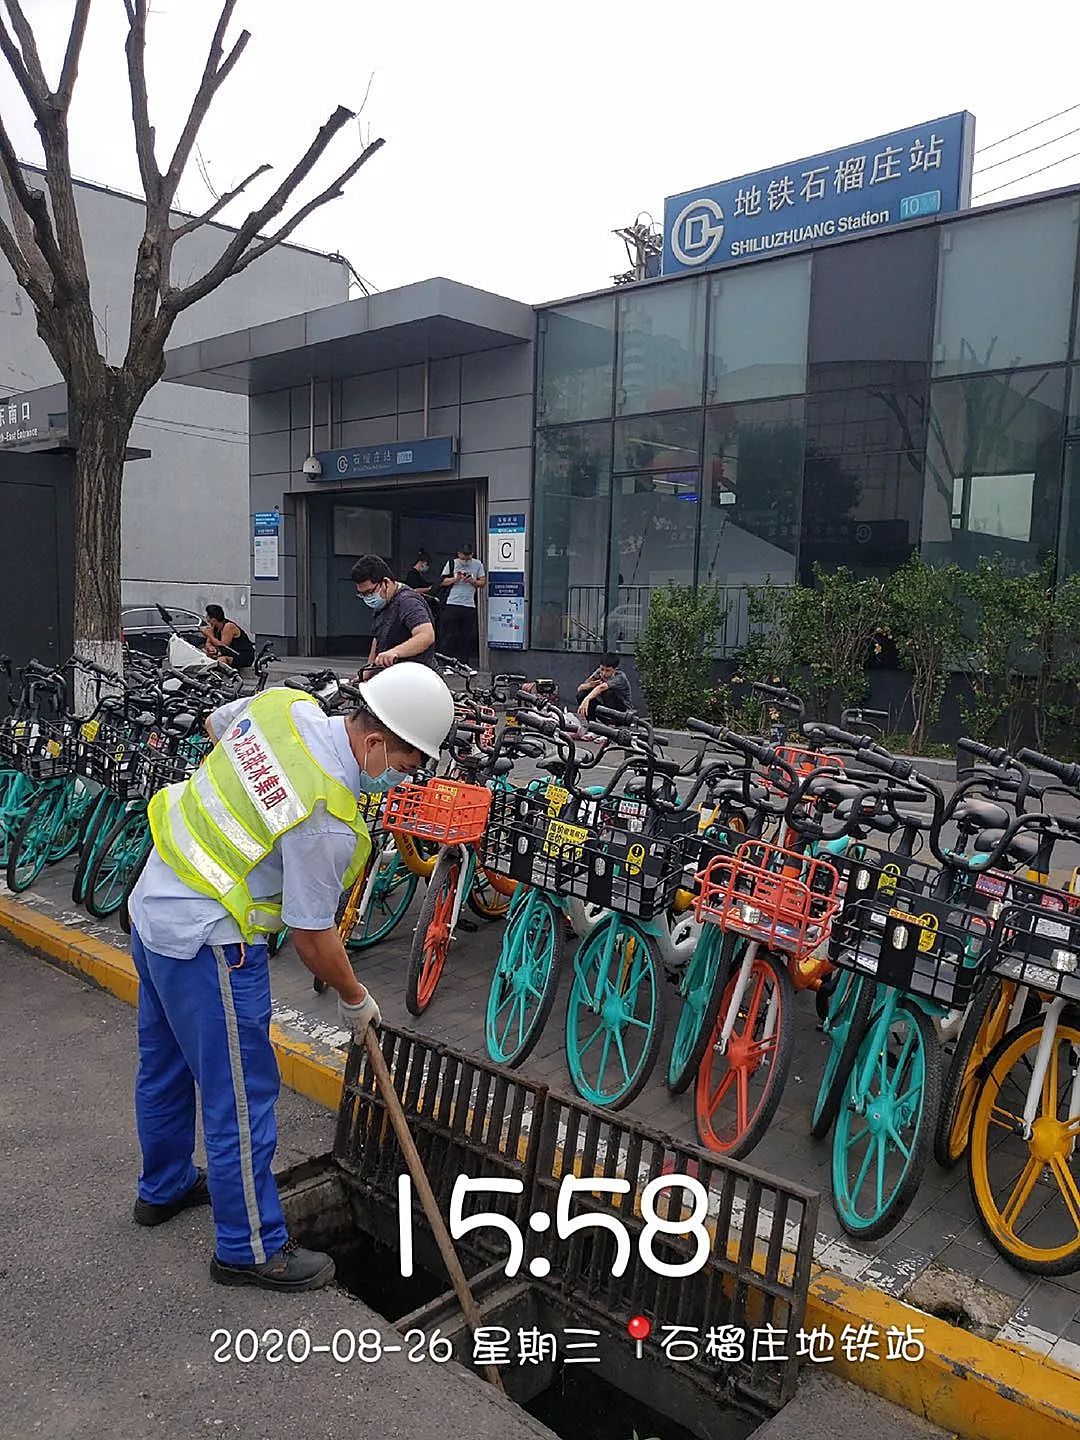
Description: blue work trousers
131,928,288,1265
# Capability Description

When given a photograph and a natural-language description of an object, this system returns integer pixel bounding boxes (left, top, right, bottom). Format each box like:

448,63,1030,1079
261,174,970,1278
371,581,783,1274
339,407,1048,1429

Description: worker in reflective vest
127,664,454,1292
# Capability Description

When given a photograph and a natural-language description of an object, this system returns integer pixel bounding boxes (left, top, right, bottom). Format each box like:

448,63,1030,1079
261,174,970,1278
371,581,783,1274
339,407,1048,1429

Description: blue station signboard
312,434,456,482
662,112,975,275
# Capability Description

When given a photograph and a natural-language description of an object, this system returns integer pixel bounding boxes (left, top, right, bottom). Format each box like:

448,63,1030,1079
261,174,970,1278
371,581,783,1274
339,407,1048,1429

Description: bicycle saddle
953,797,1011,830
490,757,514,778
974,827,1040,864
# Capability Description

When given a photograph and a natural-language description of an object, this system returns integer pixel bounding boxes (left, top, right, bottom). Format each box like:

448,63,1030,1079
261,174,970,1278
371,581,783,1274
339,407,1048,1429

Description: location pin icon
627,1314,651,1358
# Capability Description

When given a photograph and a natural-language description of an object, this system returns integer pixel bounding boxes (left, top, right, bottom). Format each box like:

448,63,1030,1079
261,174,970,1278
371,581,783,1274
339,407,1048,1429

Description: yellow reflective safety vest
148,688,372,941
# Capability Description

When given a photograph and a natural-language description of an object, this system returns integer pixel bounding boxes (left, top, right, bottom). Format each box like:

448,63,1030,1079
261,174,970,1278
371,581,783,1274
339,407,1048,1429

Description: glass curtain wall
533,195,1080,652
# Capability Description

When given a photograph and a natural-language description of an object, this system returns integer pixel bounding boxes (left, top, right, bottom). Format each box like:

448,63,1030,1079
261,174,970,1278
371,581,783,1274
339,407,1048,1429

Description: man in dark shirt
351,555,436,676
576,652,632,728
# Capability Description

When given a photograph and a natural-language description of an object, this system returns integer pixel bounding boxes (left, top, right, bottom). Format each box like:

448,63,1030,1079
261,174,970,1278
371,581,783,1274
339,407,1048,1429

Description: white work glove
338,990,381,1035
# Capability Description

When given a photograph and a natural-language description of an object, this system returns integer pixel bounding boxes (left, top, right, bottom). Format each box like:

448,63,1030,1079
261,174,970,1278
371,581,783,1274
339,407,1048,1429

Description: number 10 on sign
397,1172,711,1279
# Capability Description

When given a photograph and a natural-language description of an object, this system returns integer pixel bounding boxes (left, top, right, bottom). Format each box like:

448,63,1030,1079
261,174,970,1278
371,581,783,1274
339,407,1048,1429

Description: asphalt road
0,936,554,1440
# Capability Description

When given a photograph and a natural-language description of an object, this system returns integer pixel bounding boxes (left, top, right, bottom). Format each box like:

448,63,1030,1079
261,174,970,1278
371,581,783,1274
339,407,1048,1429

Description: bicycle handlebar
957,736,1013,768
750,681,805,719
1017,748,1080,789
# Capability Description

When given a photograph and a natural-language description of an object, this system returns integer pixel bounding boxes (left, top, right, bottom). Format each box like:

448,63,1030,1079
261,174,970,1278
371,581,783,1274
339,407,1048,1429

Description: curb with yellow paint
2,893,1079,1440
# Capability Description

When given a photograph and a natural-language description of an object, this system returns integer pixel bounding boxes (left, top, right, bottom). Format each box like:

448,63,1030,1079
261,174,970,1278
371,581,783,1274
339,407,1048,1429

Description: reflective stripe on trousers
131,928,287,1266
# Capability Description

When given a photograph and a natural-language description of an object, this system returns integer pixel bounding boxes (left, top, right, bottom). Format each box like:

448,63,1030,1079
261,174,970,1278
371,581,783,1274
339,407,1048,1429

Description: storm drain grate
333,1026,818,1410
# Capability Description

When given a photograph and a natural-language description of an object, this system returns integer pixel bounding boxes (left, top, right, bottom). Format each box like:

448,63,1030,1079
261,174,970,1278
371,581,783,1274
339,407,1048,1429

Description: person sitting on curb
576,652,632,737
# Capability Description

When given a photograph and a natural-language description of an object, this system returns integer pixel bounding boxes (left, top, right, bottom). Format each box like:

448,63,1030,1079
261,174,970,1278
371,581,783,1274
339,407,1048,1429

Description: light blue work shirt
129,691,364,959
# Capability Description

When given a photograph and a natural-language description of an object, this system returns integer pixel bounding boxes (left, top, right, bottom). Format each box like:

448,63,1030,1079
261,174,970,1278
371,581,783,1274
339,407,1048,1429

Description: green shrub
635,583,727,726
885,555,966,753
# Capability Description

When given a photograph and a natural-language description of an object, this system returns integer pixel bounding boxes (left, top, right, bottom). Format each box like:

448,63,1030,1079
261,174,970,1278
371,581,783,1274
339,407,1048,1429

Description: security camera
302,454,323,478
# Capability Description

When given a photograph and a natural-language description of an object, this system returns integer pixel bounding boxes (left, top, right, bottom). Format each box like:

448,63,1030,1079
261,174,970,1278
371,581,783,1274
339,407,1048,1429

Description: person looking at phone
438,542,485,661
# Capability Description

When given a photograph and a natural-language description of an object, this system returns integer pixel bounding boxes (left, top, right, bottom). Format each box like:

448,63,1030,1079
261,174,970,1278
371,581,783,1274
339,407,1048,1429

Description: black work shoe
210,1238,335,1292
133,1169,211,1228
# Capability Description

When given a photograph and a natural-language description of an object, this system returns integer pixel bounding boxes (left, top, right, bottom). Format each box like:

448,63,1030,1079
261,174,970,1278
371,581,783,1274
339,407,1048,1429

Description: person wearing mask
403,550,434,596
201,604,256,671
352,555,436,676
438,542,486,661
127,664,455,1292
576,652,633,732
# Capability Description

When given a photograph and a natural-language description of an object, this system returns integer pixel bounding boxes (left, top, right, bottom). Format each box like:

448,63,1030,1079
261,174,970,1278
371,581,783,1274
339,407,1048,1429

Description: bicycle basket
582,828,686,919
695,840,840,956
828,891,991,1008
11,717,77,779
480,785,591,893
987,882,1080,1004
383,777,492,845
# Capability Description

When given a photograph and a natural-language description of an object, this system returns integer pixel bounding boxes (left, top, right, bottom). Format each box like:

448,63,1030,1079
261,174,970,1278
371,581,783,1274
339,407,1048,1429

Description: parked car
121,603,205,657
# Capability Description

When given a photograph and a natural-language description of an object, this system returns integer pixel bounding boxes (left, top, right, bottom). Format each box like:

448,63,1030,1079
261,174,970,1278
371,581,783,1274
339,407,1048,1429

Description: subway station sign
311,434,456,482
662,112,975,275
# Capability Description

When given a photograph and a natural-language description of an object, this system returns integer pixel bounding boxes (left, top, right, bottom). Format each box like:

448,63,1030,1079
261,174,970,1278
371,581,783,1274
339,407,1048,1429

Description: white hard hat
356,662,455,759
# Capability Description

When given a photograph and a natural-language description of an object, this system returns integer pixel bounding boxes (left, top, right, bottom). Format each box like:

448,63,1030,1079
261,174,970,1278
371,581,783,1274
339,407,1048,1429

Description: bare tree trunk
72,393,128,703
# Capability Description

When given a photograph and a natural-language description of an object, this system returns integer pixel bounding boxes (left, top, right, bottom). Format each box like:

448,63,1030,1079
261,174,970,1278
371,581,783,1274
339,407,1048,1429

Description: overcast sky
4,0,1080,306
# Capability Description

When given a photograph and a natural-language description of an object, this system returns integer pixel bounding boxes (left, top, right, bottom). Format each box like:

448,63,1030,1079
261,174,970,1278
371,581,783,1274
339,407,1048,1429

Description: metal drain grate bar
333,1026,818,1410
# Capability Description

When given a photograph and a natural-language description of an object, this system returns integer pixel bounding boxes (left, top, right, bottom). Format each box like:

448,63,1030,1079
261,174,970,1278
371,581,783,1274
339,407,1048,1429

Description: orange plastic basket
383,777,492,844
694,839,841,956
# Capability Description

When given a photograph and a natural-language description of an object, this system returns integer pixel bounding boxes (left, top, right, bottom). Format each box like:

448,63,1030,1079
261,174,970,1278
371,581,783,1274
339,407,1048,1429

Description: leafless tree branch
0,2,49,115
57,0,91,108
163,0,249,206
169,163,271,239
124,0,159,203
226,138,385,277
163,105,365,315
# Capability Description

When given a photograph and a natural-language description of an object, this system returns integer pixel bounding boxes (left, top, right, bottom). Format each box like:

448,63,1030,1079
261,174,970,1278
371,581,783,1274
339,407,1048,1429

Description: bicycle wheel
48,778,96,864
967,1011,1080,1275
118,839,152,937
832,1000,941,1241
565,916,665,1110
72,793,121,904
468,867,515,921
810,970,875,1140
0,771,35,866
934,974,1019,1169
406,850,460,1015
340,844,419,949
6,782,68,893
667,926,737,1095
695,948,795,1159
486,889,565,1067
85,807,150,918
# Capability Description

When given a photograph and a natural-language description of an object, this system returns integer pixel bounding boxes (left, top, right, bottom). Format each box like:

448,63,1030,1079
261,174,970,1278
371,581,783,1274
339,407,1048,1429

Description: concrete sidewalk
0,937,552,1440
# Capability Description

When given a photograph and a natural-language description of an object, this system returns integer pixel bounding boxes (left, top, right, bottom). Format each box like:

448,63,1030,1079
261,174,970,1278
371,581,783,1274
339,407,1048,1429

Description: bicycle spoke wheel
85,807,150,918
72,793,121,905
967,1012,1080,1275
810,970,875,1140
485,890,565,1068
695,947,794,1159
468,867,515,921
406,851,460,1015
343,846,419,949
0,772,34,866
565,917,665,1110
935,974,1020,1169
667,926,737,1095
6,782,68,893
832,1000,941,1240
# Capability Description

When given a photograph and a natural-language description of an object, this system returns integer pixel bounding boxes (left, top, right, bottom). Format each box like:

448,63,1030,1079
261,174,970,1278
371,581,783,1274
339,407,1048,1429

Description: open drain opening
525,1365,750,1440
281,1158,761,1440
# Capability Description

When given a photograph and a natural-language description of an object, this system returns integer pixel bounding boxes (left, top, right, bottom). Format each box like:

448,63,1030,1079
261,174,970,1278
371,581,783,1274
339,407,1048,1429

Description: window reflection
708,256,810,403
608,471,700,651
701,399,802,588
922,368,1066,572
531,422,611,649
537,299,615,424
616,281,706,415
934,200,1078,376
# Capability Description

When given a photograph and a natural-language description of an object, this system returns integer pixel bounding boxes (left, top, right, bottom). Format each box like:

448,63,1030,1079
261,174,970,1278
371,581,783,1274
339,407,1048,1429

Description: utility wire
973,147,1080,200
976,102,1080,155
974,123,1080,175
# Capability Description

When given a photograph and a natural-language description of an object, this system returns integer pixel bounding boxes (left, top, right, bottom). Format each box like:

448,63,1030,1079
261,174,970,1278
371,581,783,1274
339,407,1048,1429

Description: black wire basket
987,881,1080,1004
480,785,591,894
828,886,992,1008
6,717,77,780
